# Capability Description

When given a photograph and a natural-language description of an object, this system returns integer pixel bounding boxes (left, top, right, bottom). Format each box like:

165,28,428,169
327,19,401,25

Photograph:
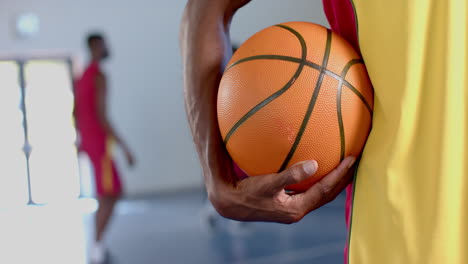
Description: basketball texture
217,22,373,193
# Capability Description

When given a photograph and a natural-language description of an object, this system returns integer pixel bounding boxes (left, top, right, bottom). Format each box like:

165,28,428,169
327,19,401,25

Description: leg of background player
91,195,119,263
96,196,119,242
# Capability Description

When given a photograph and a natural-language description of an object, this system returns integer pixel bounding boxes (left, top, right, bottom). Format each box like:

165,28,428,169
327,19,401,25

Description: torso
75,62,106,151
324,0,468,263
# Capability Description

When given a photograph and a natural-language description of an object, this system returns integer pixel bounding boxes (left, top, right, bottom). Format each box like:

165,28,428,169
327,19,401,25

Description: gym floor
0,191,347,264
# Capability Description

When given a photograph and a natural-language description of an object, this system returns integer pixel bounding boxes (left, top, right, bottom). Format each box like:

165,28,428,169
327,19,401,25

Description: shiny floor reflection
0,191,347,264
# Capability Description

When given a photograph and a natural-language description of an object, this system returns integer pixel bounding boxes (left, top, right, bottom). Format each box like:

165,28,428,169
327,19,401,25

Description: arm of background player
96,73,119,142
96,73,135,166
72,80,79,131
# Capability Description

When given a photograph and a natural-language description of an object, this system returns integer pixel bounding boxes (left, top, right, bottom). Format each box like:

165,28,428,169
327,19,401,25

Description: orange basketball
217,22,373,193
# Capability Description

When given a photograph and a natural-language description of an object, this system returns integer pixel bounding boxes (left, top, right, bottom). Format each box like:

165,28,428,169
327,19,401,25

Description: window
0,58,81,206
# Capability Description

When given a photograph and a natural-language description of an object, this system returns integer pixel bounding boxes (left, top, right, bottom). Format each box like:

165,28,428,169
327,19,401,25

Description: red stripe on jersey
322,1,360,263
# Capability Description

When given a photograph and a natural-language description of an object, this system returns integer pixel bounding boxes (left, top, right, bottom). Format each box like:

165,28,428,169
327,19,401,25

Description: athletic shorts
84,138,122,197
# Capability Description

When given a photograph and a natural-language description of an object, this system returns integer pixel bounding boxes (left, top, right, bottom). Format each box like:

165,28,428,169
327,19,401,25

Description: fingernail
303,160,318,175
347,158,356,169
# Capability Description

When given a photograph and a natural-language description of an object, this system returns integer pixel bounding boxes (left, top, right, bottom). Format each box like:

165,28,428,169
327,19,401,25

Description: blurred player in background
74,33,135,264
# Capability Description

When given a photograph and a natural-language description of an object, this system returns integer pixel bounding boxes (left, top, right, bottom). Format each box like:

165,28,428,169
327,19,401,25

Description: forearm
99,117,124,146
180,0,239,192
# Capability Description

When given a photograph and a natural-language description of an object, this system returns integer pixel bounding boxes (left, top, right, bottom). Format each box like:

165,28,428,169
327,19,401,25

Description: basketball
217,22,373,193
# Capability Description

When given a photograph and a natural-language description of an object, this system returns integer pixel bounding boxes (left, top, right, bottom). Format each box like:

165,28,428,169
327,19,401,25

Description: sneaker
90,241,106,264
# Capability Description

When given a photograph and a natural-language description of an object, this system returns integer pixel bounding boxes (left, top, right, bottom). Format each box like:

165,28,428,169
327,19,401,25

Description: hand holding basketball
218,22,373,192
211,156,355,224
124,148,135,168
180,2,365,223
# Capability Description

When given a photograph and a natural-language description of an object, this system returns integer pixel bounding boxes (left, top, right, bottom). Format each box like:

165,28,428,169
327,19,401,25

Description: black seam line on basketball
225,55,372,116
343,80,373,115
337,59,363,161
278,29,333,172
317,62,372,116
224,55,320,73
223,24,308,144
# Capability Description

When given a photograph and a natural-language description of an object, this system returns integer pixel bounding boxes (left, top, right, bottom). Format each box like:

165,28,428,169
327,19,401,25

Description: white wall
0,0,328,196
231,1,329,43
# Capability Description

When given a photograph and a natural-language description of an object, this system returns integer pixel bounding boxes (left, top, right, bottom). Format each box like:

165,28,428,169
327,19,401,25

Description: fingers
126,152,135,167
273,160,318,190
220,157,353,224
297,157,355,212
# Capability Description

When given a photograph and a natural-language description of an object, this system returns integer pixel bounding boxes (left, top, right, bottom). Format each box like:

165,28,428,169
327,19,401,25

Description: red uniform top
75,62,122,197
75,62,106,152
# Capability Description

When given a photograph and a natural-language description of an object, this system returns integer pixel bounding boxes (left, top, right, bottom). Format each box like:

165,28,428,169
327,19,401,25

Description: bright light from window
0,61,28,207
24,60,80,204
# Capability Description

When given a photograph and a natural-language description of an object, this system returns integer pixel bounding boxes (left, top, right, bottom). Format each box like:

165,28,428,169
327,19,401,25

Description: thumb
274,160,318,190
